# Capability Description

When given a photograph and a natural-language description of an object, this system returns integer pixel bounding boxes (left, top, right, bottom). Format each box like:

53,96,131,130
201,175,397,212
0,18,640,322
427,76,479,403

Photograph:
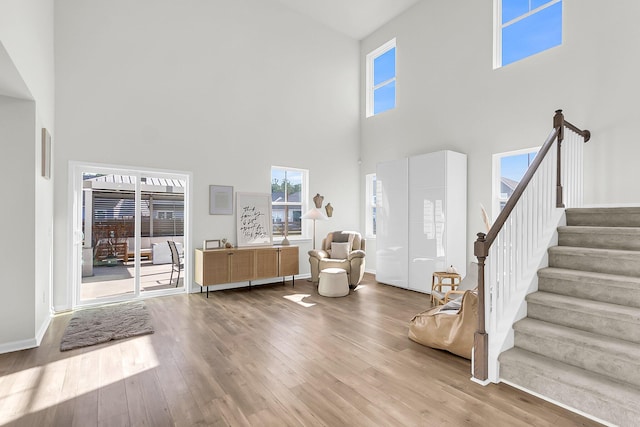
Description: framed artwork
236,192,272,247
41,128,51,179
209,185,233,215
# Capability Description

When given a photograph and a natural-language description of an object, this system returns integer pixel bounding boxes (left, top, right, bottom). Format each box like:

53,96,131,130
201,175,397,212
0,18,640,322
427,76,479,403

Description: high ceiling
1,1,422,98
272,0,422,40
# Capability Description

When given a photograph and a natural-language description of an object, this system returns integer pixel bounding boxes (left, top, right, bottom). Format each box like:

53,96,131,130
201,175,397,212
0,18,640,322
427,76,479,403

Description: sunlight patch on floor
0,335,159,422
283,294,316,307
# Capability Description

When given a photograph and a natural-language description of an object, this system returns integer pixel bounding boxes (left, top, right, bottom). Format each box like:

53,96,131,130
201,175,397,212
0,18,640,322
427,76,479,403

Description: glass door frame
70,161,191,308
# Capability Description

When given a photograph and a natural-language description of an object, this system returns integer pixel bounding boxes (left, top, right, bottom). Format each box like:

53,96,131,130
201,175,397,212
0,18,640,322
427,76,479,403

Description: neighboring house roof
501,177,520,197
271,191,301,203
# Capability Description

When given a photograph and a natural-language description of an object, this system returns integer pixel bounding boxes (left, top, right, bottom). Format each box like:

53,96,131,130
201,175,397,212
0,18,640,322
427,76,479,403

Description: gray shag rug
60,301,154,351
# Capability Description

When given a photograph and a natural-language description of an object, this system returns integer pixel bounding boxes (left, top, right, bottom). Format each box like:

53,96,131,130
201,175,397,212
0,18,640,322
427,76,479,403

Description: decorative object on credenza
203,239,221,250
281,232,290,246
41,128,51,179
222,238,233,248
325,203,333,218
301,207,328,250
236,192,273,247
313,193,324,209
209,185,233,215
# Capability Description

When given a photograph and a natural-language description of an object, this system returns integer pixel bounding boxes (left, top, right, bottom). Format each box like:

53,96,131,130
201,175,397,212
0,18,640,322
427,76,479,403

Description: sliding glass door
73,164,188,307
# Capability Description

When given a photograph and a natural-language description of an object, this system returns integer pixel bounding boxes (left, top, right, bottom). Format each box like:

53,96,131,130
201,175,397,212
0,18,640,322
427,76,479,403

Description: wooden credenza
194,246,299,297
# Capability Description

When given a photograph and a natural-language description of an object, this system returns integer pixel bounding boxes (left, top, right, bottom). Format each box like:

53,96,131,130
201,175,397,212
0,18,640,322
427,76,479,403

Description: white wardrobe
376,150,467,293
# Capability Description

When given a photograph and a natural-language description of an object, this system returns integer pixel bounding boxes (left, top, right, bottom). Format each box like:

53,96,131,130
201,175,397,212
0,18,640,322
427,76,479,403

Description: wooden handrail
565,120,591,143
472,109,590,382
480,127,559,253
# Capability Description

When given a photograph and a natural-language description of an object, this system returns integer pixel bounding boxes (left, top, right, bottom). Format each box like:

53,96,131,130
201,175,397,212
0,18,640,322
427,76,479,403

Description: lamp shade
301,208,328,221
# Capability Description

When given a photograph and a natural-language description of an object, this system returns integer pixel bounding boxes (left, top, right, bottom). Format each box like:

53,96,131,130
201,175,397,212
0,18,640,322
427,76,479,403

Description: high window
271,166,307,238
366,38,396,117
365,173,377,238
497,0,562,67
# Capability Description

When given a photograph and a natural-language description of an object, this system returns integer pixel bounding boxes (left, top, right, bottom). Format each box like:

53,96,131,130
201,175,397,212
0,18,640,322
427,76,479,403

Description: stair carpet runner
499,207,640,427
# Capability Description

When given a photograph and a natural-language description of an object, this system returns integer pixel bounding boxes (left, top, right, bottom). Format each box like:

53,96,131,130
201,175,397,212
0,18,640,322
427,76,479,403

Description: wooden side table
431,271,462,304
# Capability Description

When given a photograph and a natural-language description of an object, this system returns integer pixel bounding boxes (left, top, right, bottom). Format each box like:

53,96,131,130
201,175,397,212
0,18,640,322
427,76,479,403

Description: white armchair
308,231,366,288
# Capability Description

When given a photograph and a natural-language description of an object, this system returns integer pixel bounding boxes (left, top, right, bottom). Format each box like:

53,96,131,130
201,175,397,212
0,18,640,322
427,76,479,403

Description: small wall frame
209,185,233,215
41,128,51,179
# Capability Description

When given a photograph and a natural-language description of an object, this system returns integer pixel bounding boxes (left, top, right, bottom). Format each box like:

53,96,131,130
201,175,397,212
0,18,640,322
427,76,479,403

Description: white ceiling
272,0,422,40
0,1,421,99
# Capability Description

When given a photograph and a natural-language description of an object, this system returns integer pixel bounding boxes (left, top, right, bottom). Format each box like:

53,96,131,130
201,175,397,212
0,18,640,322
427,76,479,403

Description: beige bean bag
408,290,478,359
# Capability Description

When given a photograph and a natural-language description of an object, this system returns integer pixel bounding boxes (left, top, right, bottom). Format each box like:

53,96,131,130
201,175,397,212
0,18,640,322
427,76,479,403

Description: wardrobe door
408,152,446,292
376,158,409,288
444,150,468,279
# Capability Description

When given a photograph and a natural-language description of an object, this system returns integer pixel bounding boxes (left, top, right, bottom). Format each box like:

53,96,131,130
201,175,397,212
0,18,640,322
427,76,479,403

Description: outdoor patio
81,260,183,300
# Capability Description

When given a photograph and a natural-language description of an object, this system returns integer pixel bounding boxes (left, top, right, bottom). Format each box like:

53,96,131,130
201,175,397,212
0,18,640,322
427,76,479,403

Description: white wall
53,0,360,310
360,0,640,270
0,97,36,347
0,0,55,351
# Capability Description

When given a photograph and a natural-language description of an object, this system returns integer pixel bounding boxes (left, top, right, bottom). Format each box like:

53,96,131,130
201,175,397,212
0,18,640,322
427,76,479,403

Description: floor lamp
302,208,328,250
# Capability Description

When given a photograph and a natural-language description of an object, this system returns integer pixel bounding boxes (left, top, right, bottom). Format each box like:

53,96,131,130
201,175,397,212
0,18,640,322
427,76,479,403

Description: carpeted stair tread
513,317,640,387
566,207,640,227
499,206,640,426
558,225,640,251
538,267,640,308
526,291,640,344
499,347,640,427
548,246,640,277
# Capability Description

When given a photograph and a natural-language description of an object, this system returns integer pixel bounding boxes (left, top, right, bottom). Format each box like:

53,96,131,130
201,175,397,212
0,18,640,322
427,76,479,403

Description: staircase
499,207,640,427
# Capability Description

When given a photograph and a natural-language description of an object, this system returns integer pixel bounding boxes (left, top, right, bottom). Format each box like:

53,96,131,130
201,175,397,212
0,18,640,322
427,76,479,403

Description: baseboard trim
500,378,615,427
470,376,491,386
0,337,38,355
35,312,53,346
0,312,53,355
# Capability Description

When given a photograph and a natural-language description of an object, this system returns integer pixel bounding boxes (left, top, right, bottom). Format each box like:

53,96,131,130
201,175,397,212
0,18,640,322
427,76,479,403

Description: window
365,173,377,237
271,166,307,238
492,148,539,217
497,0,562,67
366,38,396,117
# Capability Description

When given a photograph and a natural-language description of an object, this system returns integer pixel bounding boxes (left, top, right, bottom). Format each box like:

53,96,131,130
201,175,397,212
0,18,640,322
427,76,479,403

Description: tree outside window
271,167,307,237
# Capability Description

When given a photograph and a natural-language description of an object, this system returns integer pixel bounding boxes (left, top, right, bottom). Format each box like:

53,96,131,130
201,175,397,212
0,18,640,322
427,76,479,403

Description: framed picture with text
236,192,272,247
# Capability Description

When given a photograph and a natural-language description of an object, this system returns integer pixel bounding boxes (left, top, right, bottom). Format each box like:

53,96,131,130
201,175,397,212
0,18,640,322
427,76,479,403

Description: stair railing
473,110,591,383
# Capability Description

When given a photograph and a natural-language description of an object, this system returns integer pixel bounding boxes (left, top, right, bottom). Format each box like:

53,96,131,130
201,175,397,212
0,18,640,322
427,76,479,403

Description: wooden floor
0,274,602,426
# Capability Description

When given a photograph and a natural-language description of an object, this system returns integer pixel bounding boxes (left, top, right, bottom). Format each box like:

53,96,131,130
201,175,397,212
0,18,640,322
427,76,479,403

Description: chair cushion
331,242,350,259
331,231,350,243
325,231,357,251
